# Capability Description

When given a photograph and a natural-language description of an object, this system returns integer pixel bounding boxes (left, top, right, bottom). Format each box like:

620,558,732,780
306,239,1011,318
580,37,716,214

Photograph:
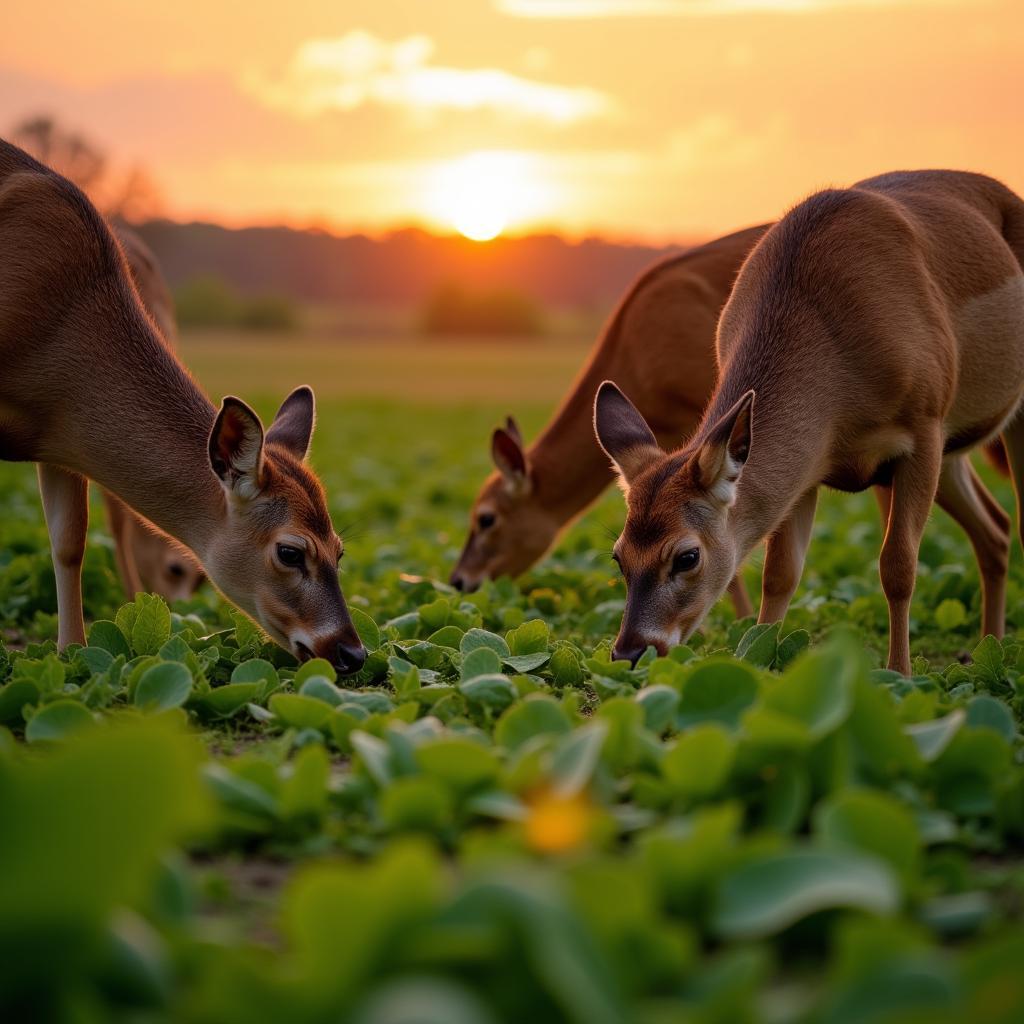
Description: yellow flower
524,787,593,854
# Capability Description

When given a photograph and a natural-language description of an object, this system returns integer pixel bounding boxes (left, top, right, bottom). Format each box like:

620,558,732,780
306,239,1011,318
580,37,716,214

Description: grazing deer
451,225,772,621
0,139,366,673
104,226,205,602
595,170,1024,674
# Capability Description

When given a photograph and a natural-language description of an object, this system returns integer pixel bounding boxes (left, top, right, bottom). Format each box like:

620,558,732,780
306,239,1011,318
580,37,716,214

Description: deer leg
879,429,942,674
758,488,818,625
102,490,144,597
37,463,89,649
727,574,754,619
999,412,1024,556
935,456,1010,640
968,459,1011,535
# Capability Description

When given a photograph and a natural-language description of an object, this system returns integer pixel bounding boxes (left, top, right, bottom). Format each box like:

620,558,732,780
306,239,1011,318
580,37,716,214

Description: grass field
1,329,1024,1022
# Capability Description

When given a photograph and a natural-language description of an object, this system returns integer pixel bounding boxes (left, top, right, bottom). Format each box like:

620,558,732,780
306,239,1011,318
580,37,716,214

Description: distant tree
175,275,299,332
421,282,544,337
174,276,242,328
10,114,162,222
238,294,299,331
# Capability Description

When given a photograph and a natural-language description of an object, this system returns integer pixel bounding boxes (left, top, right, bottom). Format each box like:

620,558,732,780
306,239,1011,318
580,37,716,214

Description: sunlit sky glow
1,0,1019,241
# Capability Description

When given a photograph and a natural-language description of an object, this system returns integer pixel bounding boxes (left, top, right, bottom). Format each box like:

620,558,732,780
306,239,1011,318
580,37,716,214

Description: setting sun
422,151,557,241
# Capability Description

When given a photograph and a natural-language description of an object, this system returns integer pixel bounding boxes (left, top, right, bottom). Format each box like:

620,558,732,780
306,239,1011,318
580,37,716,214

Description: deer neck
49,317,227,559
708,391,822,563
526,335,641,524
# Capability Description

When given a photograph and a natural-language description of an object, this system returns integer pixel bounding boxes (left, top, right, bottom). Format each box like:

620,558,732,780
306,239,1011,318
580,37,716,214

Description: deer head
594,381,755,664
204,386,366,674
450,416,560,591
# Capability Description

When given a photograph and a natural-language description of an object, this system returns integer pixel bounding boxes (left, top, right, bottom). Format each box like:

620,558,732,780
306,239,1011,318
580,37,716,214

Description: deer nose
612,641,647,667
450,572,465,592
335,640,367,676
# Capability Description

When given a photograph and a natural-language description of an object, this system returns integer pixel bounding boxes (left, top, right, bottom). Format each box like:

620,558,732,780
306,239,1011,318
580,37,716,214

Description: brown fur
597,170,1024,673
0,139,364,672
452,224,770,620
102,225,205,602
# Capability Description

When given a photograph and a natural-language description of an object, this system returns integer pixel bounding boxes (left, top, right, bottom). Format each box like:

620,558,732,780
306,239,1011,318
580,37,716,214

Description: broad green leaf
88,620,132,660
662,724,736,800
350,977,497,1024
416,738,500,793
815,789,920,884
495,695,570,751
763,640,860,740
935,599,967,631
25,700,95,743
0,680,40,723
905,710,964,762
459,674,516,711
199,682,261,718
379,776,454,833
460,628,510,660
294,658,338,686
677,659,761,731
635,685,680,734
735,622,779,667
506,619,550,656
131,596,172,656
461,646,503,682
965,695,1015,742
713,847,900,939
971,634,1004,683
270,693,333,730
548,647,585,686
502,652,551,674
134,662,193,713
231,659,280,699
351,730,395,787
300,676,344,706
351,608,381,652
550,722,608,797
203,763,279,818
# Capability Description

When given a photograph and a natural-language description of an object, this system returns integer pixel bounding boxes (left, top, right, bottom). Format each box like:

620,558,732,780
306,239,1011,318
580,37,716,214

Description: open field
2,331,1024,1021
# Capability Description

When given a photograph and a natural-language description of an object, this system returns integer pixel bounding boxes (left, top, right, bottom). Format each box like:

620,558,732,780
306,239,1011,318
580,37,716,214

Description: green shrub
175,276,299,331
421,282,543,336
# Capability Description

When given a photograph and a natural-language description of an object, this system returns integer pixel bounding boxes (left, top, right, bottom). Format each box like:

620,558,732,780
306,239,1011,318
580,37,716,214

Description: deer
0,139,367,674
450,225,773,621
103,225,206,602
595,170,1024,675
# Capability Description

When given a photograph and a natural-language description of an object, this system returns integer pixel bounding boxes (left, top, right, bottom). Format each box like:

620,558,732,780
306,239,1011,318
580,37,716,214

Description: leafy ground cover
1,340,1023,1022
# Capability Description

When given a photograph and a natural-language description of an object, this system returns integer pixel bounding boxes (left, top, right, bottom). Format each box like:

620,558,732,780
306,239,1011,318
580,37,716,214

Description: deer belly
946,275,1024,442
823,426,914,492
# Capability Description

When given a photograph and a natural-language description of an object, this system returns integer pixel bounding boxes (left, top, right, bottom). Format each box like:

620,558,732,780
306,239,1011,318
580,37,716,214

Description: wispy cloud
244,30,613,125
498,0,959,17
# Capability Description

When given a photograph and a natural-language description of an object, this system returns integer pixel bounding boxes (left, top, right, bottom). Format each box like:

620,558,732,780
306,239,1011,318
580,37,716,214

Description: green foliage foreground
2,599,1024,1023
1,400,1023,1022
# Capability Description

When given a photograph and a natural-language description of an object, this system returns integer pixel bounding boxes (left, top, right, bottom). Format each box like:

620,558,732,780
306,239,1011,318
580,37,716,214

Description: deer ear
593,381,662,485
209,397,265,499
267,385,315,460
694,390,755,506
504,415,524,448
492,427,530,493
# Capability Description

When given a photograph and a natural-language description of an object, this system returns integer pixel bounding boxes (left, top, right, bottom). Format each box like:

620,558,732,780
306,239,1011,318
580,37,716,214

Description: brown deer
451,225,772,620
104,226,205,602
0,139,366,673
595,170,1024,674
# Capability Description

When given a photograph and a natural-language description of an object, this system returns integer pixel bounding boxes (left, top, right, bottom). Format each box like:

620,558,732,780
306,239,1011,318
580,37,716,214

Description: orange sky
2,0,1021,241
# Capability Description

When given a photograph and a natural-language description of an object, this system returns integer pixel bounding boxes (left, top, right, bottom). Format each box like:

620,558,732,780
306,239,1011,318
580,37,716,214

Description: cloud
497,0,959,16
244,30,613,125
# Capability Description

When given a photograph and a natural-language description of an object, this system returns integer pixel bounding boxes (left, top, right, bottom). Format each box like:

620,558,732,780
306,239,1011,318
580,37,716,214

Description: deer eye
477,512,496,530
671,548,700,575
276,544,305,569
